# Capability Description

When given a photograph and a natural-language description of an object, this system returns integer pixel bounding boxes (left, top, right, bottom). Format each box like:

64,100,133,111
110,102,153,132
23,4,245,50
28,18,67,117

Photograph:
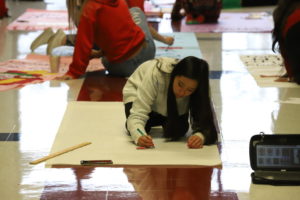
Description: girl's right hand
137,135,154,148
164,36,174,45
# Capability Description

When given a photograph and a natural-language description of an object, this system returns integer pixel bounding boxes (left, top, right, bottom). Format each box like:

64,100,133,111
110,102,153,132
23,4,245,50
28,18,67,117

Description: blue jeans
102,7,156,77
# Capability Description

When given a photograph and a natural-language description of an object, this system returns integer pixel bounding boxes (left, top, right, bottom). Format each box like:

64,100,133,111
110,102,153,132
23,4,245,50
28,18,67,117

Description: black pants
125,102,189,137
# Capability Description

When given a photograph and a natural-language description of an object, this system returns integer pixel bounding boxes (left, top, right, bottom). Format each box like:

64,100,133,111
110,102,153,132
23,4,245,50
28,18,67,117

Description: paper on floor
46,101,222,168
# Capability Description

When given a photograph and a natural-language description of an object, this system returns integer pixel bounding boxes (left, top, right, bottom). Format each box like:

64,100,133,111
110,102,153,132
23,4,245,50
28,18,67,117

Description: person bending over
58,0,156,79
123,56,218,148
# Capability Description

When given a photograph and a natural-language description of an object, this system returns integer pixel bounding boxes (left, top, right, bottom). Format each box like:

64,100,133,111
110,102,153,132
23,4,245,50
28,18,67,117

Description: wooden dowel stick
29,142,92,165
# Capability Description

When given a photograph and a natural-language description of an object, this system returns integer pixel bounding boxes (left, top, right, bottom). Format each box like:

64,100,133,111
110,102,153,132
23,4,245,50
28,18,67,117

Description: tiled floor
1,0,300,200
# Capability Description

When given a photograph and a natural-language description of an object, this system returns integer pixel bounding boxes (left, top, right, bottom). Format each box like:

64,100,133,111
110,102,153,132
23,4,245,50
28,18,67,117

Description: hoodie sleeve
126,66,158,144
190,100,218,145
67,6,96,78
191,120,218,145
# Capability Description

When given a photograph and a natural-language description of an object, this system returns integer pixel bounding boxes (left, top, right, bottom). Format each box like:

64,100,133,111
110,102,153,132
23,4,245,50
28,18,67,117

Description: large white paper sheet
240,54,300,88
46,102,222,168
155,32,202,59
278,97,300,104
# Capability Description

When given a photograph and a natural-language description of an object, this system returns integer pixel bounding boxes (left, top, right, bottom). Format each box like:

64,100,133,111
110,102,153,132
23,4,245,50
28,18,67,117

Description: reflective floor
1,0,300,200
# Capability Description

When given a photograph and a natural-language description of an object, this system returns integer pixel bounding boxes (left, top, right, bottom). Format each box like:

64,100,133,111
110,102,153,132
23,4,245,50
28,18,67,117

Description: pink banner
7,8,69,31
0,54,105,91
7,6,170,31
181,12,273,33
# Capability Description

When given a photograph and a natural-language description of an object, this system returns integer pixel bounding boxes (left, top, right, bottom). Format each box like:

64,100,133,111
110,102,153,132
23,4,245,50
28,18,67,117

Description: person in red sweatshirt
0,0,9,18
125,0,145,11
59,0,156,79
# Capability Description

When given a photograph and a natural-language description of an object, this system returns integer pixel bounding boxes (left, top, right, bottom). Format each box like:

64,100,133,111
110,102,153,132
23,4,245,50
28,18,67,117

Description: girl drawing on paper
123,56,218,148
272,0,300,84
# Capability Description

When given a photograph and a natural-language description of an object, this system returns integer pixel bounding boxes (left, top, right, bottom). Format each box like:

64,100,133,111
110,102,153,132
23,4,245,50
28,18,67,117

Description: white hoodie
123,57,203,144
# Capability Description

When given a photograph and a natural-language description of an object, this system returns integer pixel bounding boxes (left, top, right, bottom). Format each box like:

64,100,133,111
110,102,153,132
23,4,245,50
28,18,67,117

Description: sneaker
46,29,66,55
30,27,54,52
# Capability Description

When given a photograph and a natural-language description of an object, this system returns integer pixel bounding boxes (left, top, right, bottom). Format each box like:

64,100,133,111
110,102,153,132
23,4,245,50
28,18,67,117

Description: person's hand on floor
187,135,204,149
56,74,74,80
164,36,175,46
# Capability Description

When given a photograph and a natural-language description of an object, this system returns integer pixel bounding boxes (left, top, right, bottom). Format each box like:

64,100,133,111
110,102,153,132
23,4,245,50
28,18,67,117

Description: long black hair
165,56,218,144
272,0,300,52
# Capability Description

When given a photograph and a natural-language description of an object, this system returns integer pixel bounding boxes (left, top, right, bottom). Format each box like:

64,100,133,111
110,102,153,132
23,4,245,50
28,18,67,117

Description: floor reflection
124,167,212,200
38,166,239,200
40,167,214,200
77,72,127,102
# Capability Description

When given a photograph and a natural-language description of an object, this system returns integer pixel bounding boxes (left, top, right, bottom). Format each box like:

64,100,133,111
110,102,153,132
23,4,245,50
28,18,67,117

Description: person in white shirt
123,56,218,148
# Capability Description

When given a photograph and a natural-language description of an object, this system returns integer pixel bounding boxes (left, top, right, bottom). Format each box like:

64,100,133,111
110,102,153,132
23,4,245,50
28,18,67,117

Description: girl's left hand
187,135,203,149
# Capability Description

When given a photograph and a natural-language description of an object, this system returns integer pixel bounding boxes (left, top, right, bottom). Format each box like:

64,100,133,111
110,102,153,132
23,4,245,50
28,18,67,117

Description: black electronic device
249,132,300,185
